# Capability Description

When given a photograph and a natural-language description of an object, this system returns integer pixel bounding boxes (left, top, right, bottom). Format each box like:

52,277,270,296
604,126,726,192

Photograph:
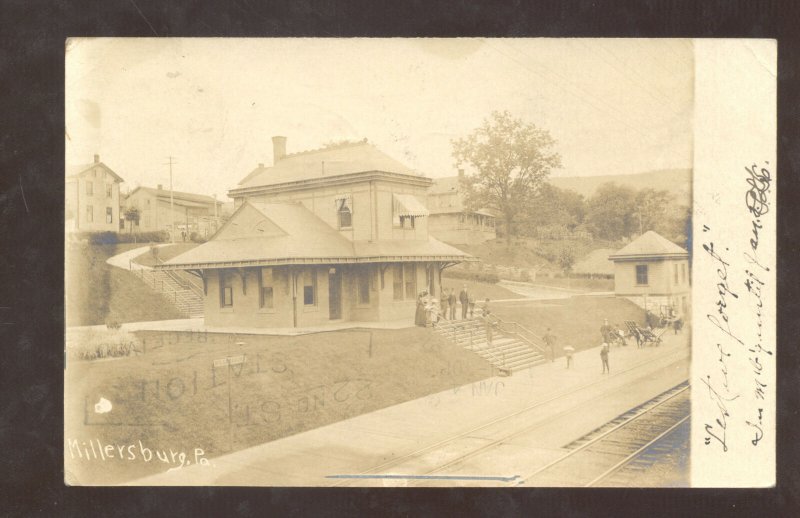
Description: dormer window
392,193,429,229
399,216,415,229
335,194,352,229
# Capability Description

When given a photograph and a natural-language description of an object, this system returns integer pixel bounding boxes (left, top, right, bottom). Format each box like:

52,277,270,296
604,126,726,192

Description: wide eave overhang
608,253,689,262
156,254,474,271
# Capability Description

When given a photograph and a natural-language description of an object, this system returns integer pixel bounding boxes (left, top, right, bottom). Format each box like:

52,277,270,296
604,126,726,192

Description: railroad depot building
158,137,471,328
609,230,690,317
427,173,496,245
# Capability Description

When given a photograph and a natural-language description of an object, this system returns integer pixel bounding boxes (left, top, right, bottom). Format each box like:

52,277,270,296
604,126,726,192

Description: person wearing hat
600,318,614,344
459,284,470,320
600,342,610,374
542,328,557,362
563,345,575,369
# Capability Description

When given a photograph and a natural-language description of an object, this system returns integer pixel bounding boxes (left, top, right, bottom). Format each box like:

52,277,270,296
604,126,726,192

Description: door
328,268,342,320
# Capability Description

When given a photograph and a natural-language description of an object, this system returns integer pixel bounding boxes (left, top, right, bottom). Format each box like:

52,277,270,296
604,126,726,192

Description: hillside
549,168,691,205
65,242,185,326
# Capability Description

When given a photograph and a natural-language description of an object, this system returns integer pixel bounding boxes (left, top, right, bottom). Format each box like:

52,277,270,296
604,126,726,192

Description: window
337,198,352,229
303,270,317,306
259,268,274,309
674,263,679,285
392,197,416,229
106,184,112,198
86,181,93,196
357,269,371,305
399,216,415,229
106,207,113,224
86,205,93,222
220,271,233,307
681,263,687,284
146,199,151,207
392,264,404,301
404,263,417,299
635,265,648,285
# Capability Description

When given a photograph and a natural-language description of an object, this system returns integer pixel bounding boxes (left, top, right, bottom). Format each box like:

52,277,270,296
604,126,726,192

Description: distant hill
549,169,691,206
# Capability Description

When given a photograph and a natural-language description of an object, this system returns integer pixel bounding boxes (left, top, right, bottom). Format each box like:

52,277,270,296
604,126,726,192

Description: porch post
291,268,298,328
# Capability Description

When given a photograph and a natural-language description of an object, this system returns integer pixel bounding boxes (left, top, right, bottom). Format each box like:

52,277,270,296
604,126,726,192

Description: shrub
443,269,500,284
66,328,142,361
77,230,170,245
105,319,122,330
87,231,118,245
189,232,207,243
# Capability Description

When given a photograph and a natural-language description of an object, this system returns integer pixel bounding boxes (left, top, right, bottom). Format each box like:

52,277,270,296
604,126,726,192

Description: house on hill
65,154,124,232
427,172,496,245
157,136,471,328
123,185,224,239
609,230,690,317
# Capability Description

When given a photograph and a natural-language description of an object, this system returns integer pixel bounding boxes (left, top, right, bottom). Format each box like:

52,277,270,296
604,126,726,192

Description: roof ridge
280,139,370,160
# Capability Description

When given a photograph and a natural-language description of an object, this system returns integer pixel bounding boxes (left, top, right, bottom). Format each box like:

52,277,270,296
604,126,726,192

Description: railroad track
517,381,690,486
330,347,689,487
590,417,690,487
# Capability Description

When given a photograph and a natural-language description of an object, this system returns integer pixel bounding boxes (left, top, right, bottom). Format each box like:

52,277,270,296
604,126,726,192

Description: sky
65,38,694,200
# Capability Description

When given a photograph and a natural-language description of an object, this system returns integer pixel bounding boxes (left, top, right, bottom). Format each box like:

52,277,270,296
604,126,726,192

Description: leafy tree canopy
452,111,561,243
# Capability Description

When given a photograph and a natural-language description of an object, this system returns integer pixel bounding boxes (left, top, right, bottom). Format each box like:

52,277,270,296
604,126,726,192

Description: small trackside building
609,230,690,317
157,137,472,328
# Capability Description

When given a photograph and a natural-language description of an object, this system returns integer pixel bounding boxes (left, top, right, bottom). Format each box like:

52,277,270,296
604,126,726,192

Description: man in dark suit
447,288,457,320
459,285,469,319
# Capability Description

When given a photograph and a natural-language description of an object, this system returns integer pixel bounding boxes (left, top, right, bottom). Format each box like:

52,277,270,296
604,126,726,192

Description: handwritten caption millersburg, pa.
700,162,773,453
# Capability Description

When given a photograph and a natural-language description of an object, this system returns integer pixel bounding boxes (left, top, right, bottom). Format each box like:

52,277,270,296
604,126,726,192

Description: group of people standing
415,284,491,327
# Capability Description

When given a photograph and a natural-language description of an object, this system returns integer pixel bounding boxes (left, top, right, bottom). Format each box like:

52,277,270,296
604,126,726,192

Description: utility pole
165,156,177,243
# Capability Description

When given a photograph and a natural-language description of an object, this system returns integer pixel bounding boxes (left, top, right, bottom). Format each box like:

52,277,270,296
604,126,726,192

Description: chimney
94,154,100,164
272,136,287,164
458,168,464,178
157,184,163,190
258,162,264,169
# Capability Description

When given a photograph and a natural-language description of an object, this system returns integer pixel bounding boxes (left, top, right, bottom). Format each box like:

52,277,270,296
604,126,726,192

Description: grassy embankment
490,295,647,360
438,278,525,301
132,243,199,267
448,237,617,292
65,242,185,327
65,326,496,485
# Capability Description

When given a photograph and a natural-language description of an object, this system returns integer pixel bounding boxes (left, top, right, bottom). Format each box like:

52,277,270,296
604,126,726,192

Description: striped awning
393,193,429,217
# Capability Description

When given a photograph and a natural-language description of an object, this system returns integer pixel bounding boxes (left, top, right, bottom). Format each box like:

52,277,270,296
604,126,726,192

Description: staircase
434,317,547,375
130,264,204,318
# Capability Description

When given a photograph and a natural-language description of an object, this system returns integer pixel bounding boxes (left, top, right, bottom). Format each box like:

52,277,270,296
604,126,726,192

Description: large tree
452,111,561,245
633,188,675,236
585,182,638,240
522,183,586,233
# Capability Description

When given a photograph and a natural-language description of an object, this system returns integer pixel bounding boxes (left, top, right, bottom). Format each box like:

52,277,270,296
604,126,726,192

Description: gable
69,163,124,183
214,203,287,240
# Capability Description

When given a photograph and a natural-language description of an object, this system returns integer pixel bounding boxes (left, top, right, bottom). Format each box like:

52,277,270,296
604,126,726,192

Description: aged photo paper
63,38,775,487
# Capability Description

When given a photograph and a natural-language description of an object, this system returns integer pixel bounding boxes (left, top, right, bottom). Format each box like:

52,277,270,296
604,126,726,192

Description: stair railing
491,317,547,355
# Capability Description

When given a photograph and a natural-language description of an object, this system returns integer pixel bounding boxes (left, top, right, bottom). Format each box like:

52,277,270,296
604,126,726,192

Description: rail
517,382,690,486
130,262,184,306
447,319,509,373
156,256,204,296
491,317,547,355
